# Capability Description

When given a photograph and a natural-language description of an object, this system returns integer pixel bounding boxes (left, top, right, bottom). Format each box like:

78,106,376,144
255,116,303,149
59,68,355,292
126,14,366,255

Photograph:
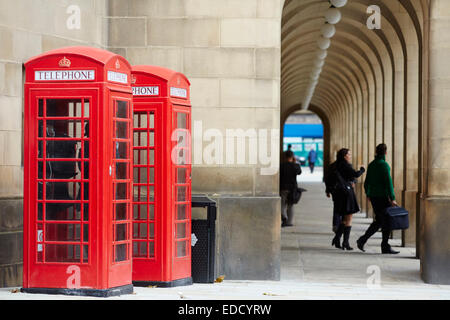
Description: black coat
333,160,365,215
280,161,302,204
280,161,301,190
280,161,302,205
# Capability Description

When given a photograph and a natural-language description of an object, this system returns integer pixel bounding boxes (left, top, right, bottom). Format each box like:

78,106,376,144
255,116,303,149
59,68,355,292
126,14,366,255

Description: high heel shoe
332,237,341,249
332,224,344,249
341,226,353,250
341,242,354,251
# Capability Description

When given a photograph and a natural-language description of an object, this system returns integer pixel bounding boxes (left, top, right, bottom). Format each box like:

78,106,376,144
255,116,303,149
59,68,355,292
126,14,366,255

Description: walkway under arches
281,182,420,286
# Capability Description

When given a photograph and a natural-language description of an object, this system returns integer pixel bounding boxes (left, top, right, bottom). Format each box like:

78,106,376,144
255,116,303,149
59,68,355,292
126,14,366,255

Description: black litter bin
191,194,217,283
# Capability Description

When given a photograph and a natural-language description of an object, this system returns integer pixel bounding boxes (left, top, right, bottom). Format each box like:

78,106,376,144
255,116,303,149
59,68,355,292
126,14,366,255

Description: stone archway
280,0,450,284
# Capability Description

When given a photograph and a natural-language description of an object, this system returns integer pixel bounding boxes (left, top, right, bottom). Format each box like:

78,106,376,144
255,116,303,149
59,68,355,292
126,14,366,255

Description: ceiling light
317,49,328,60
330,0,347,8
321,23,336,38
325,7,342,24
317,37,331,50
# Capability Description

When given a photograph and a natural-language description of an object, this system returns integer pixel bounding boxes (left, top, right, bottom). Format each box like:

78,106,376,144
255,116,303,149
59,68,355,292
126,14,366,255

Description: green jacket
364,155,396,200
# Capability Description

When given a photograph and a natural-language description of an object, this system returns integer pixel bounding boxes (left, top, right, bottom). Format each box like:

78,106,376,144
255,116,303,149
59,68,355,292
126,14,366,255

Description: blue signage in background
283,124,324,166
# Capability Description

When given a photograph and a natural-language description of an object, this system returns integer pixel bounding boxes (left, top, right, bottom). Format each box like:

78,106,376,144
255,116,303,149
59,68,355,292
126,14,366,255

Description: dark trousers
360,197,392,248
280,190,294,224
309,162,315,173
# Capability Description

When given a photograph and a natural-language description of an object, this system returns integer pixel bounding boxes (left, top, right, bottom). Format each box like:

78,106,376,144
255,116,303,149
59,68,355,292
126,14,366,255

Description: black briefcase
386,206,409,230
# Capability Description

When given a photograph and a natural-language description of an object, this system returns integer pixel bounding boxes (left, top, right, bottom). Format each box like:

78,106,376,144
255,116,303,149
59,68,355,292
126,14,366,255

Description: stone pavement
298,166,324,183
1,182,450,300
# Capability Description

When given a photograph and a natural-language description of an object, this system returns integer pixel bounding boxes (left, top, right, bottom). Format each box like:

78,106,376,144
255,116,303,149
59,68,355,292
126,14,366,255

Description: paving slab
1,182,450,300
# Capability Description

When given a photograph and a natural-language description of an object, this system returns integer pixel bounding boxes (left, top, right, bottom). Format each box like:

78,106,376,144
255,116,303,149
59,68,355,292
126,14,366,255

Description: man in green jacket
357,144,399,254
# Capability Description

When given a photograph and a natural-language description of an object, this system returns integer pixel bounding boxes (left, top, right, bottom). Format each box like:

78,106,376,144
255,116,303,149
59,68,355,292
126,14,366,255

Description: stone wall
0,0,108,287
421,0,450,284
0,0,283,285
106,0,283,280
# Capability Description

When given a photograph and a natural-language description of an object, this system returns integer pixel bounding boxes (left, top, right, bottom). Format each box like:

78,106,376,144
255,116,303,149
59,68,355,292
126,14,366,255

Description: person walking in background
280,150,302,227
328,148,365,250
308,148,317,173
357,144,399,254
325,154,341,234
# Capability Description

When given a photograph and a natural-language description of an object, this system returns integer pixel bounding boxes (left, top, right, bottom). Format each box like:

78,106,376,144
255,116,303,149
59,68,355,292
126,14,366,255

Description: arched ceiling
281,0,426,122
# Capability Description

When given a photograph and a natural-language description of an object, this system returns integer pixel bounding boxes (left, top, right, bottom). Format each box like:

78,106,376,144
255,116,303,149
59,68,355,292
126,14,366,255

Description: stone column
421,0,450,284
402,25,420,248
392,59,405,214
356,86,369,214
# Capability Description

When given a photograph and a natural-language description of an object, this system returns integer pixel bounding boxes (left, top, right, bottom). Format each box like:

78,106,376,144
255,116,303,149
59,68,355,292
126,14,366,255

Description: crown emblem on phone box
58,56,71,68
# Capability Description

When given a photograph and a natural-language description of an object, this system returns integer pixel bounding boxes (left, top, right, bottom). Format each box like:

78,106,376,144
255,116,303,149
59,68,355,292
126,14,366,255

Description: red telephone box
23,46,134,297
131,65,192,287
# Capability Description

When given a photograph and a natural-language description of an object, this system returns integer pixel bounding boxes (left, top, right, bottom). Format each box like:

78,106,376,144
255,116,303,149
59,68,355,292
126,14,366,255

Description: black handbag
386,206,409,230
291,187,307,204
291,188,301,204
335,170,352,196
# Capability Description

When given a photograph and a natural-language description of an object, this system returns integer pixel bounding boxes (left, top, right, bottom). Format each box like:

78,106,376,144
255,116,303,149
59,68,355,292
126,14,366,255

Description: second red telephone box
131,65,192,287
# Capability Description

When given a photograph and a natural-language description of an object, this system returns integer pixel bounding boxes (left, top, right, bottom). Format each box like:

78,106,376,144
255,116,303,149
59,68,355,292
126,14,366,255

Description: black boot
381,229,399,254
357,221,381,252
332,223,344,249
381,246,400,254
342,226,353,250
356,237,366,252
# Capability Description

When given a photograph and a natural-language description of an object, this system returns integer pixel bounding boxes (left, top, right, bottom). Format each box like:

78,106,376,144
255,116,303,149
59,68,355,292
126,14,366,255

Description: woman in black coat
331,148,365,250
